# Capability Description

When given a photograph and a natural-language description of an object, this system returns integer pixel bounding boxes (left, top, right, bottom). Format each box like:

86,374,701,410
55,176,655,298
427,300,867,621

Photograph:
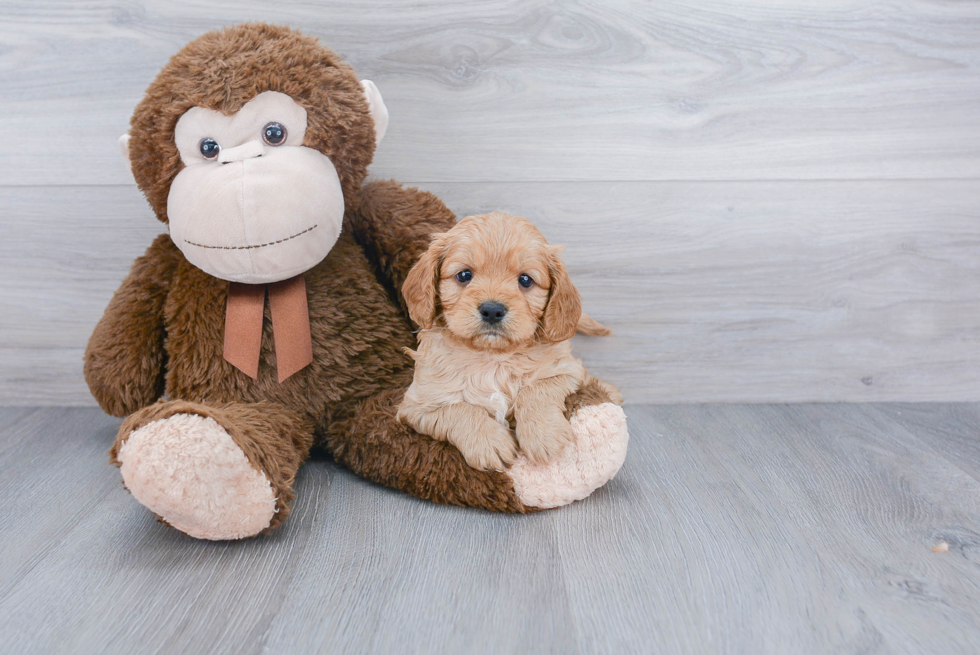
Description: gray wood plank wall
1,0,978,404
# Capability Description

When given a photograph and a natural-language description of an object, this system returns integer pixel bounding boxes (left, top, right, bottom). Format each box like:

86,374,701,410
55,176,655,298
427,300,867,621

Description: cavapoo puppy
397,212,621,471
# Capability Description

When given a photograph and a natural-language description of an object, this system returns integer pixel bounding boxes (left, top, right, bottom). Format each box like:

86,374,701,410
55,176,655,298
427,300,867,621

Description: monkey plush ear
360,80,389,146
118,133,133,179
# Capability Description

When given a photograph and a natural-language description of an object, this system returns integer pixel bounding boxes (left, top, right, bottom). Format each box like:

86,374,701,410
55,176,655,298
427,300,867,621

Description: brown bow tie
223,274,313,382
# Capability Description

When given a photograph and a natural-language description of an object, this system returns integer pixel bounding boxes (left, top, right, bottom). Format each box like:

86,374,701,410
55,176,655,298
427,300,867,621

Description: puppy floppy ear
403,234,445,329
541,246,582,342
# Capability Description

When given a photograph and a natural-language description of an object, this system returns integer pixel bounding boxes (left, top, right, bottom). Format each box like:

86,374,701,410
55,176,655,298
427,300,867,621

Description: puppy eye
518,273,534,288
199,138,220,160
262,122,287,146
455,270,473,284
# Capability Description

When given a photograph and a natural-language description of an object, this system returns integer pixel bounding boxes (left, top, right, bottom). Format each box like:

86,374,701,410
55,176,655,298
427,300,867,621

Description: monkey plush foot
116,413,277,540
508,403,629,509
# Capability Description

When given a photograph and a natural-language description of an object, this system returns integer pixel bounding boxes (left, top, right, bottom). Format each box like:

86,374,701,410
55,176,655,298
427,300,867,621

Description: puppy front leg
398,403,518,471
514,374,581,464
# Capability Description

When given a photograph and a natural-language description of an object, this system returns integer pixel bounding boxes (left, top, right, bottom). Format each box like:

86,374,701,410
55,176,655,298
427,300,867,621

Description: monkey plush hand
84,23,629,540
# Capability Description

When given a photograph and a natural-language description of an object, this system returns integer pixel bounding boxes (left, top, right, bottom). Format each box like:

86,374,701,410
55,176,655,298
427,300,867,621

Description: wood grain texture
871,403,980,482
1,0,978,404
430,180,980,402
1,404,979,654
0,0,979,184
2,181,978,405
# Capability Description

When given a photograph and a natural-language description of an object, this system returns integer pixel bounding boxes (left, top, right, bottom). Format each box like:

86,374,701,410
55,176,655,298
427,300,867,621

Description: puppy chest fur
401,330,586,426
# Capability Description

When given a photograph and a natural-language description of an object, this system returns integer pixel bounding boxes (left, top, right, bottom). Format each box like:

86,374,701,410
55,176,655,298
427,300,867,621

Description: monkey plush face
167,91,345,283
122,24,388,283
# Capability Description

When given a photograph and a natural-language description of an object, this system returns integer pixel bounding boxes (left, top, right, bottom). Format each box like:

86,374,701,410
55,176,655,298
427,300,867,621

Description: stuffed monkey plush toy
84,23,629,540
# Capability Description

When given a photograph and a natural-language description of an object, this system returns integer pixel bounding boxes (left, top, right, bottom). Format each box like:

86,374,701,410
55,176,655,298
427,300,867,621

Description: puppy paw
516,410,574,464
454,422,518,471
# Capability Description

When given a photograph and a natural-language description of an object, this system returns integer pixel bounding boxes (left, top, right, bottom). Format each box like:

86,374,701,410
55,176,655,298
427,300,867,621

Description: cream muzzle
166,91,345,284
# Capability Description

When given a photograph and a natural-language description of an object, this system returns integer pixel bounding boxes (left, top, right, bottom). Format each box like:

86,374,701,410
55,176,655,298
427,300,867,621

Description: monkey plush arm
348,180,456,302
84,233,180,417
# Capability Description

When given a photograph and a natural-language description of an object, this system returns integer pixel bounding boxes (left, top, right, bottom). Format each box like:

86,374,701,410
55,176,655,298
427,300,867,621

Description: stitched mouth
184,224,318,250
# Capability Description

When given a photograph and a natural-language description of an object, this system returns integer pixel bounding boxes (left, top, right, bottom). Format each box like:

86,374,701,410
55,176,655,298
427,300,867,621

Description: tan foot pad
509,403,629,509
117,413,276,540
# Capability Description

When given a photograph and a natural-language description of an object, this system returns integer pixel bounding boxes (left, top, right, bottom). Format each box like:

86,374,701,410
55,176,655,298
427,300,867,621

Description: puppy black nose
479,301,508,324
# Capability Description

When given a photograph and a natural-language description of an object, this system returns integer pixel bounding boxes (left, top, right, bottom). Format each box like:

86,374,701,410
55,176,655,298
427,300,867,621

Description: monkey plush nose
219,140,265,164
479,301,507,324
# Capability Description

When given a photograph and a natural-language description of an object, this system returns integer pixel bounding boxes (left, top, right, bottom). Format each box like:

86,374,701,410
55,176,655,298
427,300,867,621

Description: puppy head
403,212,582,351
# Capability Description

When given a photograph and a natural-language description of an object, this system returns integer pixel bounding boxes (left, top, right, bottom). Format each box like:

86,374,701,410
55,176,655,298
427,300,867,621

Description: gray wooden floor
1,405,979,654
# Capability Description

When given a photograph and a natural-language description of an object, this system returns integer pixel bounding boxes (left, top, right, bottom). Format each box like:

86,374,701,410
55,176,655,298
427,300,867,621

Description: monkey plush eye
455,270,473,284
262,122,287,146
518,273,534,288
199,138,220,160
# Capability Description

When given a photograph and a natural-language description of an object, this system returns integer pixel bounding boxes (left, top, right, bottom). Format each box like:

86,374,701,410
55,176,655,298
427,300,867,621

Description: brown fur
348,179,457,312
85,24,619,531
326,369,531,512
111,399,314,531
84,233,180,416
128,23,376,222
